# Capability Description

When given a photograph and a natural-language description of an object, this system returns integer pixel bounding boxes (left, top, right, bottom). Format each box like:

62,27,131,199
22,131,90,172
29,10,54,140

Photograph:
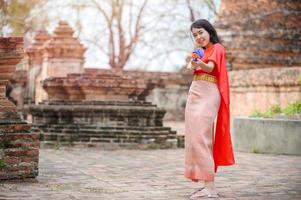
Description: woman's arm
191,60,215,73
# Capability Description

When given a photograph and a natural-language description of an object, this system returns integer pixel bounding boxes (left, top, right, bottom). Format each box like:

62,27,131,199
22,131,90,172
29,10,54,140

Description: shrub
251,105,282,118
251,101,301,118
282,101,301,116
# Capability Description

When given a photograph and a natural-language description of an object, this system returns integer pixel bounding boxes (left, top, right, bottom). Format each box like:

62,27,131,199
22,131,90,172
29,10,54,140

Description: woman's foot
189,187,219,199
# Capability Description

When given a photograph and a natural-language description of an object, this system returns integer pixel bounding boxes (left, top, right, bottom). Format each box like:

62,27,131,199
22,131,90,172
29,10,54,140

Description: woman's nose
196,34,201,39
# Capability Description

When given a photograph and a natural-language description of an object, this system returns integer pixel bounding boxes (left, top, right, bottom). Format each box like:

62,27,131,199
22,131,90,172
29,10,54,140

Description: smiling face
191,27,211,48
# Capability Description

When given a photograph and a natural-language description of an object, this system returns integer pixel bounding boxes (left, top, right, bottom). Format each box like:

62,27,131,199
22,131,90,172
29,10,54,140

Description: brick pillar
0,38,23,121
0,37,40,180
215,0,301,70
215,0,301,118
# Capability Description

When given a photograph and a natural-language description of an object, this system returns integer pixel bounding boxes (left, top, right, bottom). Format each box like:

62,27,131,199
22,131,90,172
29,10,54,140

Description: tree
1,0,219,71
62,0,218,70
89,0,148,69
0,0,48,38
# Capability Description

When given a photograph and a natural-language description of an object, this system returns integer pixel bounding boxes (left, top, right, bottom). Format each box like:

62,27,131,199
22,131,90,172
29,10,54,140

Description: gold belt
193,74,217,83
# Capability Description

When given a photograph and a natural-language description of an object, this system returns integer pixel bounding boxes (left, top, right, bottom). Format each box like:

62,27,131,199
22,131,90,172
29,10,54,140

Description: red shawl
200,43,235,172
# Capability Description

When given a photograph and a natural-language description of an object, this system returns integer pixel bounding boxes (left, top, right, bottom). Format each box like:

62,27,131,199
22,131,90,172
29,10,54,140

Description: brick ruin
0,38,39,180
216,0,301,116
23,21,185,148
21,22,189,121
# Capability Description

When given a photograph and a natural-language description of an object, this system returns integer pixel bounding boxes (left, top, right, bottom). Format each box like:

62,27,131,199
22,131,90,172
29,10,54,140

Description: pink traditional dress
184,43,235,182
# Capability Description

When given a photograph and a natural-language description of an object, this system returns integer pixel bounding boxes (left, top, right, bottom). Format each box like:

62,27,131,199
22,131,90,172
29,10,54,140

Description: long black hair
190,19,220,44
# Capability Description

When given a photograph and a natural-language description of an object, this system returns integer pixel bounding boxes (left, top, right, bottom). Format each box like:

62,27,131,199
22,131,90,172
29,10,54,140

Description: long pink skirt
184,80,221,181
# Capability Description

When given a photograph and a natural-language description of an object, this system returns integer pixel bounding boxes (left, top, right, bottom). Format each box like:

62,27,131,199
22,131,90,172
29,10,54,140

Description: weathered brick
2,157,19,164
0,37,40,180
19,156,39,163
214,0,301,119
216,0,301,69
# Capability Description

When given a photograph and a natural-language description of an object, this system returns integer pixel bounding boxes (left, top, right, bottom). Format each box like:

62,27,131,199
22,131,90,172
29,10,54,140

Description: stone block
233,117,301,155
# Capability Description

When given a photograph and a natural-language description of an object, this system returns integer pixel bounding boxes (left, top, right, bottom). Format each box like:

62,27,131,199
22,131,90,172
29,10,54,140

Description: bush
251,101,301,118
251,105,282,118
282,101,301,116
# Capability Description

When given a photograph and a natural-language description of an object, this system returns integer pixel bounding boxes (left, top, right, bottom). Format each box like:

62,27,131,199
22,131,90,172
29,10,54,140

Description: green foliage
0,140,13,149
251,105,282,118
251,101,301,118
266,105,282,117
0,0,47,36
282,101,301,116
250,111,266,118
0,161,7,168
8,0,37,35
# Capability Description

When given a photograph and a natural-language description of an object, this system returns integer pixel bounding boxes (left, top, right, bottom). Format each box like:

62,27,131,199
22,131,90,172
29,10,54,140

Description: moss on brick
0,161,7,168
0,139,13,149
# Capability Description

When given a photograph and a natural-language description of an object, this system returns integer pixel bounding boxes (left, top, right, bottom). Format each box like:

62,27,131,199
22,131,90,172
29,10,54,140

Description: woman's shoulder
213,43,225,51
213,43,226,56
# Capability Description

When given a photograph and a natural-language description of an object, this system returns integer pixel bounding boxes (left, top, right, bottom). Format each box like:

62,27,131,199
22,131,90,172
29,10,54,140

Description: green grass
282,101,301,116
251,100,301,118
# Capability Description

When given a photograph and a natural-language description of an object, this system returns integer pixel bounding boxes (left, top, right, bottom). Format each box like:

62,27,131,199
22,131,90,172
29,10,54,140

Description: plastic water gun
191,48,204,61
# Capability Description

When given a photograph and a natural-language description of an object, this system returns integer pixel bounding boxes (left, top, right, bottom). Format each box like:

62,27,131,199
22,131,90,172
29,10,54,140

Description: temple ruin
0,37,40,180
23,21,186,148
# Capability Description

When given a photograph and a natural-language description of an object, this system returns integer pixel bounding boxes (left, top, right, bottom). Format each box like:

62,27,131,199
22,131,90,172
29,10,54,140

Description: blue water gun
191,48,204,61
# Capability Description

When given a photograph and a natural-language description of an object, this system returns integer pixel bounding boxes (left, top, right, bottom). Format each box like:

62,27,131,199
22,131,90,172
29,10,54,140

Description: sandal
207,193,219,198
190,187,205,196
189,188,219,199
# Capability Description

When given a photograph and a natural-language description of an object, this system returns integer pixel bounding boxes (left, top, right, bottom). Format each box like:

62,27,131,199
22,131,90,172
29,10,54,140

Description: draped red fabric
199,43,235,172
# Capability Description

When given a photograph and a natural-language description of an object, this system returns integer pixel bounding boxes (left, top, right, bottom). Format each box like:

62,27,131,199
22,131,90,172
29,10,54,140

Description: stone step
40,130,176,139
40,131,174,137
41,127,172,133
34,124,173,132
41,132,173,139
39,100,155,107
40,140,178,149
41,133,175,142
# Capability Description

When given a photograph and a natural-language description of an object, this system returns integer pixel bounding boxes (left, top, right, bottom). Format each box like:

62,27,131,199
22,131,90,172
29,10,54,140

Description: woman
185,19,235,199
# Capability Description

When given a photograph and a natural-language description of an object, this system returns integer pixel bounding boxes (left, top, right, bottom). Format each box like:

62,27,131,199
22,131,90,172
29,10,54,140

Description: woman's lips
197,39,205,44
197,40,205,46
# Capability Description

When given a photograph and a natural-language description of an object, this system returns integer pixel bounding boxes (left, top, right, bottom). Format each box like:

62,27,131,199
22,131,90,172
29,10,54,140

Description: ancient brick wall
216,0,301,70
216,0,301,117
229,67,301,116
0,37,40,180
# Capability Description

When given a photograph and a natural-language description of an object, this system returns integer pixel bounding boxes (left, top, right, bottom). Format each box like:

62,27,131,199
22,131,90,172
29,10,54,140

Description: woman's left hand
190,59,202,70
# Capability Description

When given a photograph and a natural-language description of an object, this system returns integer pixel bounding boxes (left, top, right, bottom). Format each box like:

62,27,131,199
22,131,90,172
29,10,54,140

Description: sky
30,0,221,72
